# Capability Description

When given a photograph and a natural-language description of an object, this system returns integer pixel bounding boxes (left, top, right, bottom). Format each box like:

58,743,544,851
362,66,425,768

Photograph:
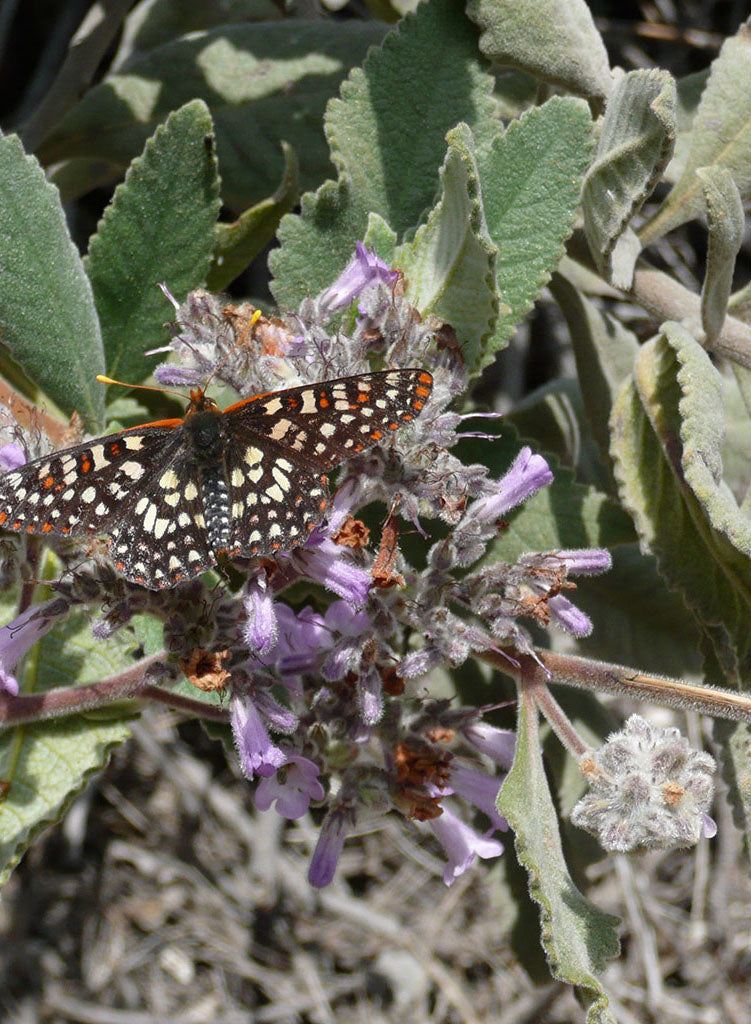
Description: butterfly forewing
0,425,181,538
227,369,433,471
0,368,433,588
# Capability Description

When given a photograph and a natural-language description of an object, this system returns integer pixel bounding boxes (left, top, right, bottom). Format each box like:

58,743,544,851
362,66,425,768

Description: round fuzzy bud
571,715,716,852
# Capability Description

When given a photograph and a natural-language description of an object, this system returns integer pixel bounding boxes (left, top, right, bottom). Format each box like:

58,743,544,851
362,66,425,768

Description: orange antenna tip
96,374,188,401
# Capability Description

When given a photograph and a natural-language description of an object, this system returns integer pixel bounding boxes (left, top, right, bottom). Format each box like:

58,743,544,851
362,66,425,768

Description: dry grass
1,709,749,1024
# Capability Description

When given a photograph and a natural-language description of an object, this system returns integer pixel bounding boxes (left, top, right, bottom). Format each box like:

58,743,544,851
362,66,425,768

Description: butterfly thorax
183,408,225,465
181,407,232,551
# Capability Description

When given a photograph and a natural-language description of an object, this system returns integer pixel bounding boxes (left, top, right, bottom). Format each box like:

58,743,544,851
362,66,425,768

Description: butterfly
0,369,433,589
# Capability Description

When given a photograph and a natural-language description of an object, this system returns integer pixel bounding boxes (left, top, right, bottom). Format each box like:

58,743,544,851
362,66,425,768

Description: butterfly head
186,387,220,418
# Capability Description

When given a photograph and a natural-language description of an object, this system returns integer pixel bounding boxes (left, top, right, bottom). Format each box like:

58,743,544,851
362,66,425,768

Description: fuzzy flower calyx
571,715,716,852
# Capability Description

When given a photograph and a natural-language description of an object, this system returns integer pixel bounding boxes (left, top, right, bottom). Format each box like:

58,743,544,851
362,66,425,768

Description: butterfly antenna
96,375,188,402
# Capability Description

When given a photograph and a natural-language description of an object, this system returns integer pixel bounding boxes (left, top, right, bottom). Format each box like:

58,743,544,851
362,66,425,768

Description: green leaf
610,323,751,839
663,70,708,185
0,610,137,885
0,134,105,430
506,377,612,492
723,368,751,509
207,141,299,292
641,22,751,243
362,212,397,264
467,0,612,103
697,166,744,347
270,0,498,308
498,689,620,1021
582,69,676,288
86,100,221,387
113,0,281,69
478,97,595,350
549,271,639,467
394,124,499,377
40,22,387,212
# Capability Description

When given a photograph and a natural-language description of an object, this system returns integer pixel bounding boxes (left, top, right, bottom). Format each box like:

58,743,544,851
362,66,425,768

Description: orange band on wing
123,418,183,431
223,392,274,413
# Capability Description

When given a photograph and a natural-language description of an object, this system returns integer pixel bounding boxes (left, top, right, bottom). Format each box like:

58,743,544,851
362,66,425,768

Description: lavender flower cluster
0,244,614,887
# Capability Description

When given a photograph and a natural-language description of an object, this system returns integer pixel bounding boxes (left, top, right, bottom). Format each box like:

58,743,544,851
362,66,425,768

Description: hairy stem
479,646,751,724
0,652,228,727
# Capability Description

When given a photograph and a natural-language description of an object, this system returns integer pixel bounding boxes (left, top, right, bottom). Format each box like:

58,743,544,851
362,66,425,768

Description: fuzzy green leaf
506,378,611,491
478,97,595,350
582,69,676,288
270,0,498,308
498,690,620,1021
394,124,499,377
550,271,639,466
362,212,397,264
663,70,708,185
113,0,280,69
40,22,386,212
611,323,751,839
86,100,221,387
0,610,137,885
570,543,704,676
698,166,744,346
467,0,612,102
207,141,299,292
642,22,751,242
0,134,105,430
723,368,751,507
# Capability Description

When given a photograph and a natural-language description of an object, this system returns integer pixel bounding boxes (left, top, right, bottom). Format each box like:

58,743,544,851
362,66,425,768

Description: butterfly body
0,369,433,589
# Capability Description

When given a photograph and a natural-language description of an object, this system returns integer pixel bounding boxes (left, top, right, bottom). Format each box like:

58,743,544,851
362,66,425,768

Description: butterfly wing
224,369,433,471
220,425,330,559
220,369,432,557
107,444,216,588
0,422,216,589
0,425,182,537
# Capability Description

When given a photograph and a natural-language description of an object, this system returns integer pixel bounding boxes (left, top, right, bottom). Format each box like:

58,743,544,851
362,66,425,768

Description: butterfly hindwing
108,445,215,588
221,422,330,559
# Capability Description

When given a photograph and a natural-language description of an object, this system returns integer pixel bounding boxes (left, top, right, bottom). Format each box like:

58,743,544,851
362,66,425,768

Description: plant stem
479,646,751,724
0,652,228,726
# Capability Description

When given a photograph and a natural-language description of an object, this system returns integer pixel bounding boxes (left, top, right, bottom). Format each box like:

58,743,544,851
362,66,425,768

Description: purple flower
317,243,399,319
308,805,356,888
356,666,383,726
289,535,371,606
462,722,516,769
428,804,505,886
243,575,278,654
0,443,26,473
555,548,612,575
447,765,508,833
0,600,64,696
702,813,717,839
468,448,553,524
154,363,202,387
276,604,329,676
255,753,325,819
252,687,298,733
230,690,287,780
320,601,373,680
547,595,593,637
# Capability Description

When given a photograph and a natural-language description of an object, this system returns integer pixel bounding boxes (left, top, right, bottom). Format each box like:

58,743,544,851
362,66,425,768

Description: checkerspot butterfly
0,369,433,589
